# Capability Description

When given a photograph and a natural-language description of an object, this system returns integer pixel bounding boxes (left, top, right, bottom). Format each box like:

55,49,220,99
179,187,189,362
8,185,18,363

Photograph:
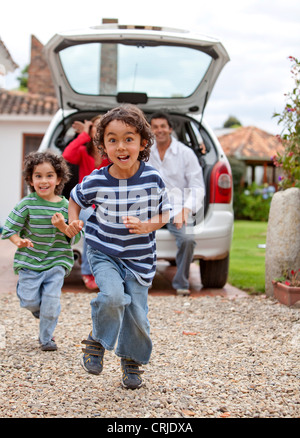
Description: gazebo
217,126,284,188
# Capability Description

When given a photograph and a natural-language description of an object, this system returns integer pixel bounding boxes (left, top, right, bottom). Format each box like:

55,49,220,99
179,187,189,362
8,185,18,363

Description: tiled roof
0,89,58,116
217,126,284,161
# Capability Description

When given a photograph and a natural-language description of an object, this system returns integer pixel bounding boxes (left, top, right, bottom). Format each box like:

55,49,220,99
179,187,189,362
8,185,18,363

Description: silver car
39,23,233,288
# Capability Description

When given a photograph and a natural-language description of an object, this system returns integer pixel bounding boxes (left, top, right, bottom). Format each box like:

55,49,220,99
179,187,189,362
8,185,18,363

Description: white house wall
0,116,51,227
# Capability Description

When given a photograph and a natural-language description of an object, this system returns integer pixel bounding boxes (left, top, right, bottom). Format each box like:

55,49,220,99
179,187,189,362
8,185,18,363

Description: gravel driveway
1,290,299,419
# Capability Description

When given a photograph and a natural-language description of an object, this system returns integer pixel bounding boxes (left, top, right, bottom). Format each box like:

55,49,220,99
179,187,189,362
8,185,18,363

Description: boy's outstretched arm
9,234,34,248
68,197,82,223
67,198,83,236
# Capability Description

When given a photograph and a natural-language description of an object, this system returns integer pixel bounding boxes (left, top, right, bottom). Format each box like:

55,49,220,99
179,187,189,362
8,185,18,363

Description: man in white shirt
148,112,205,295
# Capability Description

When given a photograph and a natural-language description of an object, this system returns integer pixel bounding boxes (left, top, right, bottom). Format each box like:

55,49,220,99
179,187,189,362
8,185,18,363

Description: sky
1,0,299,134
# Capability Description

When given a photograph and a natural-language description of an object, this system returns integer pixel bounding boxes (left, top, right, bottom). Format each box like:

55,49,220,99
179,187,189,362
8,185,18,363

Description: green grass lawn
228,220,268,294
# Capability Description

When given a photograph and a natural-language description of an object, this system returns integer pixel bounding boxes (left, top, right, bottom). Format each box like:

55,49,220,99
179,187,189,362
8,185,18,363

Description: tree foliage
273,56,300,189
17,64,29,91
223,116,242,128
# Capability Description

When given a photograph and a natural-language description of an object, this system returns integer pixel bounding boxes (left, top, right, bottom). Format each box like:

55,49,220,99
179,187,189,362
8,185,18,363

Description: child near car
62,115,110,290
1,151,83,351
63,104,171,388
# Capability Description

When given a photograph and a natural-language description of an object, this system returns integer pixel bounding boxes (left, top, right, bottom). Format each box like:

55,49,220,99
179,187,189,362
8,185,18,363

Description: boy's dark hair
94,104,154,161
150,112,173,128
23,151,71,195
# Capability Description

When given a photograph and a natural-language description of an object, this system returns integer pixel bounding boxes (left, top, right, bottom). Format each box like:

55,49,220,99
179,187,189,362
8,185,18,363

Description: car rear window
58,42,212,98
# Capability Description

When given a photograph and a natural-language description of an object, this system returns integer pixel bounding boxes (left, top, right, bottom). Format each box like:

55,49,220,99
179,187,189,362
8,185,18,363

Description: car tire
200,255,229,289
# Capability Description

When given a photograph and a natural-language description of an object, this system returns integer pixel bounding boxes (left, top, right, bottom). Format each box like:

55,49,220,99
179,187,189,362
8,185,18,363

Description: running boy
1,152,83,351
65,104,171,389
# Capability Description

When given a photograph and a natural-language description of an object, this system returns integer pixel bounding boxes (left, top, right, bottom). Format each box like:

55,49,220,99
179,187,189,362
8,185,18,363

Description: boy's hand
52,213,83,238
16,238,34,248
123,211,169,234
9,234,34,248
122,216,149,234
66,219,84,237
52,212,67,231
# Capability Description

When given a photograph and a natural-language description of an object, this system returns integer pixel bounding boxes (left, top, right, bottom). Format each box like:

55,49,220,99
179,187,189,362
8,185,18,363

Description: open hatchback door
43,24,229,116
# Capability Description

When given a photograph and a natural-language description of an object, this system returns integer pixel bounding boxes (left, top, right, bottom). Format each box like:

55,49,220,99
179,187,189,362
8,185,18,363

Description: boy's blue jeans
17,266,65,344
87,246,152,365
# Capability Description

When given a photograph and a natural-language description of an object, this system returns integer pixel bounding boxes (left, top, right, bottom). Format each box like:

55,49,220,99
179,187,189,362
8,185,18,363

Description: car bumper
155,204,234,261
72,204,233,262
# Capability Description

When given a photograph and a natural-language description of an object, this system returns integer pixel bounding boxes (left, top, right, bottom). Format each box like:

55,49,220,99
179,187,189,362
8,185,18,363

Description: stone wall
265,187,300,296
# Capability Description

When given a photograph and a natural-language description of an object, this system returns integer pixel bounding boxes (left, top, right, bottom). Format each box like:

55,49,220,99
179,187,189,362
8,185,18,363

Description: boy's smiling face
30,161,61,202
103,120,146,179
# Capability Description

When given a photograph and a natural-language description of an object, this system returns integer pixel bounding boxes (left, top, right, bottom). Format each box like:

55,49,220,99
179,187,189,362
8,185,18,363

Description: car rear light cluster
209,162,232,204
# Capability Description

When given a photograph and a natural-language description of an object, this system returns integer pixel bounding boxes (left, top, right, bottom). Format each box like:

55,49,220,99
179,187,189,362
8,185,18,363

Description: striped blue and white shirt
70,161,171,286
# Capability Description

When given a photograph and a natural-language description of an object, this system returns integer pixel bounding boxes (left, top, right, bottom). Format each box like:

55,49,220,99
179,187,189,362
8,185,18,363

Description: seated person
148,112,205,295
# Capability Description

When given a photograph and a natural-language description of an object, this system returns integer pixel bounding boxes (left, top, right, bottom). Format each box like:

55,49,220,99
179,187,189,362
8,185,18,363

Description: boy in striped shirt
65,105,171,389
2,152,83,351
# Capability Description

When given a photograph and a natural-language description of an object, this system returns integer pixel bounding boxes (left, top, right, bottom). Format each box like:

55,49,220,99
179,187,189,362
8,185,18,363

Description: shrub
234,183,275,221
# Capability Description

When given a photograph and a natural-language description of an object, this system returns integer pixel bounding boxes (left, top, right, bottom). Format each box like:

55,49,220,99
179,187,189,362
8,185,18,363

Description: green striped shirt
1,192,82,275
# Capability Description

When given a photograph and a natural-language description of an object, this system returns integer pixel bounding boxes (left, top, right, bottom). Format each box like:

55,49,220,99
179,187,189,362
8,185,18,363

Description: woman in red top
63,115,110,290
63,116,110,183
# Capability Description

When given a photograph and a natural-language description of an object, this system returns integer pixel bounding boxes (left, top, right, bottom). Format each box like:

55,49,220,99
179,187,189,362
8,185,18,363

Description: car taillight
209,162,232,204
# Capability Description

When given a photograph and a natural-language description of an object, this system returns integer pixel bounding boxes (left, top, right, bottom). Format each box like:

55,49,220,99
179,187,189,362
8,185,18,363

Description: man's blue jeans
17,266,65,344
87,246,152,365
166,221,196,290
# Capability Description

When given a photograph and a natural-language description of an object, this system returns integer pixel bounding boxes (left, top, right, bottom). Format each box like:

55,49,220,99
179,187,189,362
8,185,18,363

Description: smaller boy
1,152,83,351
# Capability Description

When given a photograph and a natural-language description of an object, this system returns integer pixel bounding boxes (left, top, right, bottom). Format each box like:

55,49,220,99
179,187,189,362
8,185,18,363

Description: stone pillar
265,187,300,296
100,18,118,95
